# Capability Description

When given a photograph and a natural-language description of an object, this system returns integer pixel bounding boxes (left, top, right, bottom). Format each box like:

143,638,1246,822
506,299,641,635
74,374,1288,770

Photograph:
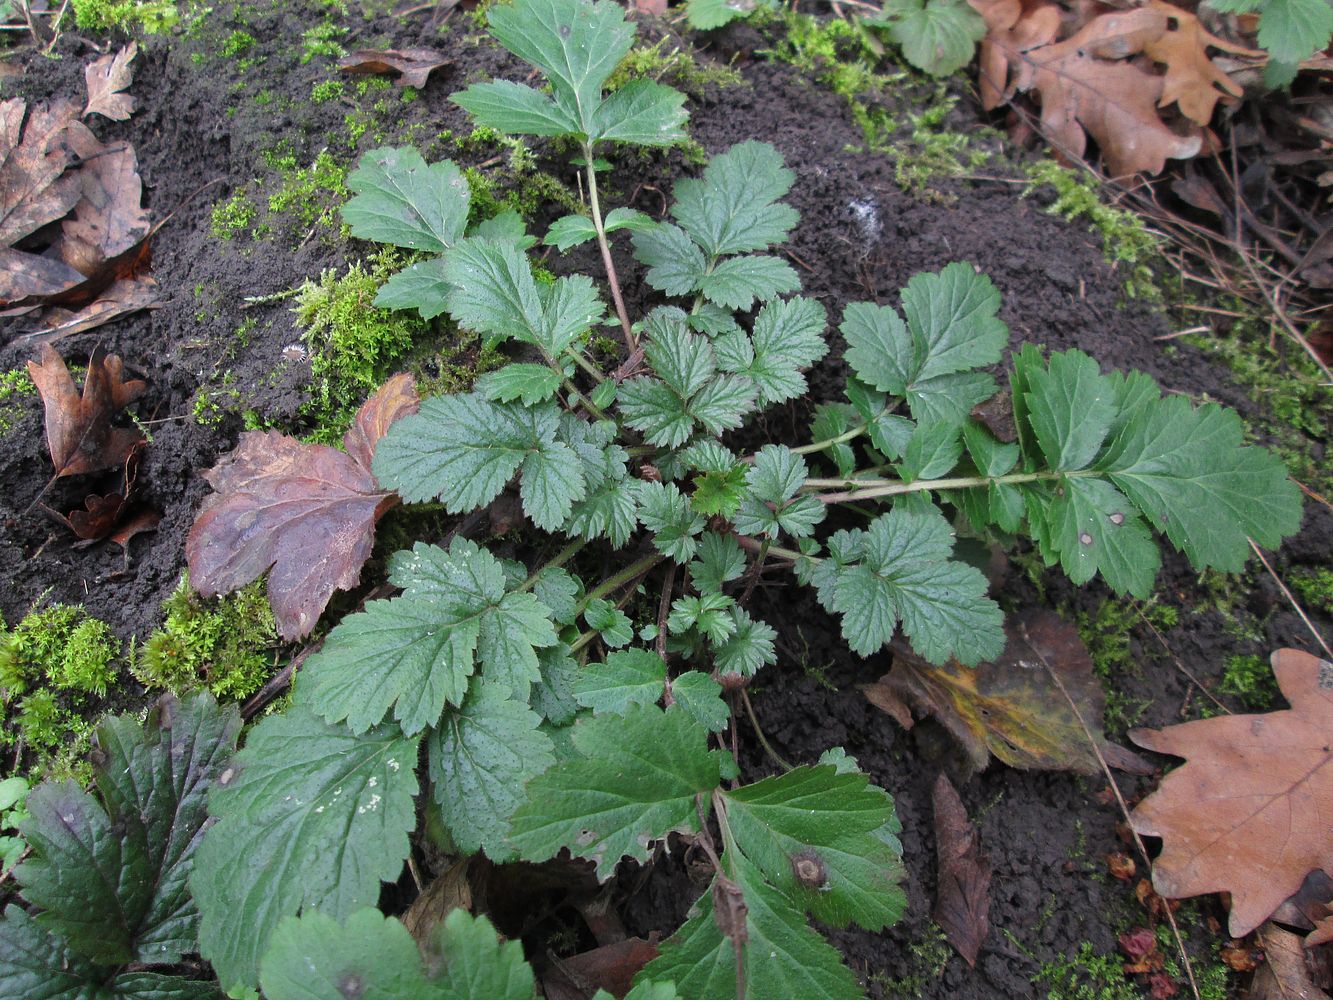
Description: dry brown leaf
186,375,420,641
27,343,146,479
541,936,661,1000
1130,649,1333,937
968,0,1062,109
57,128,151,276
338,48,451,89
883,609,1134,773
83,42,138,122
0,245,84,302
402,858,472,948
0,98,81,246
1252,923,1333,1000
17,276,160,345
932,774,991,966
1141,2,1256,125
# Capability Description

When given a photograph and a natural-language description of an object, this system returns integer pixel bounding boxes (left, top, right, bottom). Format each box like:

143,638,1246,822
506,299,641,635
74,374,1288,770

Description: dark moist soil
2,3,1330,997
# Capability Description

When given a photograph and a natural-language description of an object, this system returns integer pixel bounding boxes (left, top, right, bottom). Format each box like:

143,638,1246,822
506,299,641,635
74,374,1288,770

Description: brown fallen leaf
83,42,138,122
1141,2,1258,125
402,858,472,947
1130,649,1333,937
27,343,146,479
1119,926,1164,974
1252,923,1333,1000
542,936,660,1000
0,245,85,302
968,0,1062,110
932,774,990,966
0,98,81,246
56,126,151,277
338,48,451,89
882,609,1143,773
16,276,160,345
186,374,420,641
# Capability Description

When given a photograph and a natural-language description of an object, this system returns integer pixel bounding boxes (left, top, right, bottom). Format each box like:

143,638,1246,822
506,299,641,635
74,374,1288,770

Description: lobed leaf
343,147,470,252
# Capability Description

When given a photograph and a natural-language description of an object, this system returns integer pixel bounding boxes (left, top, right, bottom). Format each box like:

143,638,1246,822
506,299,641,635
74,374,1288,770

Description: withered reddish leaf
338,48,451,89
886,609,1125,773
861,676,915,730
402,858,472,949
27,343,145,479
82,42,138,122
108,507,160,551
1130,650,1333,937
17,276,160,345
0,245,84,303
931,774,990,966
0,98,81,247
1251,923,1332,1000
186,376,420,641
1119,926,1163,973
56,129,151,276
542,936,660,1000
343,372,419,471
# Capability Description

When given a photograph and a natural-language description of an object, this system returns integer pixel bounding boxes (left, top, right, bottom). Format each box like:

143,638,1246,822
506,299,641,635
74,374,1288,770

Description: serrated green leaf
734,445,826,540
111,973,225,999
691,465,749,518
618,377,694,448
0,905,105,1000
610,982,678,1000
193,706,420,991
1096,391,1302,571
539,274,605,355
1048,477,1158,597
632,223,709,297
374,257,450,319
568,476,639,547
590,379,617,408
670,672,729,732
532,644,580,725
452,78,582,137
841,301,913,396
592,79,688,145
689,532,746,593
644,309,717,399
585,598,634,647
1255,0,1333,66
640,849,864,1000
720,765,906,930
521,439,587,531
476,363,564,405
899,420,962,481
478,591,559,697
688,375,758,435
668,593,736,644
636,481,706,562
533,568,581,625
545,213,598,251
15,694,240,967
690,302,743,337
725,296,829,405
509,704,724,877
880,0,986,76
429,678,554,859
686,0,756,28
1021,348,1114,471
468,208,535,248
259,908,534,1000
713,606,777,677
672,141,799,257
604,206,654,233
575,649,666,713
822,506,1004,664
343,148,470,252
697,254,800,311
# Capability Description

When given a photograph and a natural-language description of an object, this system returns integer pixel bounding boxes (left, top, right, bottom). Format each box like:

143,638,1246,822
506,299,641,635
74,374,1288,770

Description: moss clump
893,95,992,202
1290,567,1333,616
1218,653,1279,710
312,79,346,103
293,251,426,444
1036,942,1141,1000
267,150,349,233
1076,598,1176,733
447,127,582,224
210,193,258,241
0,604,119,699
221,29,257,59
133,575,278,701
606,39,743,97
0,367,35,436
301,21,348,63
70,0,178,32
1024,160,1162,300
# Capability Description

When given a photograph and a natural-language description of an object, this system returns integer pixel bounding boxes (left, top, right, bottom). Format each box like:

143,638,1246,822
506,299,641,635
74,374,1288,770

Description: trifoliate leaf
878,0,987,76
1253,0,1333,68
640,849,864,1000
545,213,598,251
483,0,635,135
842,263,1006,425
451,78,581,137
689,532,747,593
713,606,777,678
567,477,639,547
691,464,749,518
636,481,706,562
533,567,581,625
521,438,587,531
591,79,689,146
575,649,666,713
717,296,828,405
670,672,729,732
510,704,725,877
644,309,717,399
429,678,555,859
819,505,1004,665
719,765,906,930
343,147,470,252
374,257,450,319
618,377,695,448
193,706,420,991
845,379,916,459
668,593,737,645
899,420,962,481
13,694,239,968
531,643,580,725
671,141,799,257
687,375,759,436
585,598,634,647
259,908,534,1000
1095,388,1302,572
476,363,563,405
697,254,800,311
734,445,827,540
632,223,709,297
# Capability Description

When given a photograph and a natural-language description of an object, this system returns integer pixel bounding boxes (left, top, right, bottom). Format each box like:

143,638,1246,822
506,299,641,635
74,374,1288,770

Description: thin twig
1248,539,1333,659
1132,605,1230,716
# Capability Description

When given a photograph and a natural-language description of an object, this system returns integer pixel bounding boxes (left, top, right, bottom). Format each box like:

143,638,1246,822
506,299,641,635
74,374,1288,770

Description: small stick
1248,539,1332,659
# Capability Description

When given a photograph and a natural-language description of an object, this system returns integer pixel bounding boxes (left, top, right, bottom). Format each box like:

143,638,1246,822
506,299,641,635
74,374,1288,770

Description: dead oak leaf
56,126,151,276
1141,1,1257,125
0,98,81,247
1251,923,1333,1000
186,374,420,641
83,42,139,122
967,0,1062,110
932,774,991,966
27,343,146,479
338,48,451,89
1130,649,1333,937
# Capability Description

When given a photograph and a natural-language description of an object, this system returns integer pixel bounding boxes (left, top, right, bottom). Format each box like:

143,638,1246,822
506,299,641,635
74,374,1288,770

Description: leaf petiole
583,142,637,355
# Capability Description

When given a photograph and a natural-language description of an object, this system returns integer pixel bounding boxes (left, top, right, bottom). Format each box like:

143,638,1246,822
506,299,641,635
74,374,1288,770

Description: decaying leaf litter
0,3,1327,997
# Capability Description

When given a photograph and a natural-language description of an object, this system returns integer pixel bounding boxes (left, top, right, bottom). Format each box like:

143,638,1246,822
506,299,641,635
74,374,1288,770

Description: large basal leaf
13,693,240,967
187,375,419,640
259,908,534,1000
342,147,470,253
191,706,420,991
509,704,725,878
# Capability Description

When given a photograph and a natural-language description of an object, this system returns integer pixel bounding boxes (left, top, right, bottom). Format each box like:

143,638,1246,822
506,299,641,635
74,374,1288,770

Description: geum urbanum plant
187,0,1303,996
